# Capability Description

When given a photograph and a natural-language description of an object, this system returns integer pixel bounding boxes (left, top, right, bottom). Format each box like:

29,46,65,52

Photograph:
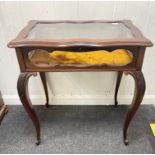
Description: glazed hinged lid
8,20,153,48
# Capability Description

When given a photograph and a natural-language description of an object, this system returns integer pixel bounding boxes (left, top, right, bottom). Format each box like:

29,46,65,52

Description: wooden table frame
8,20,153,145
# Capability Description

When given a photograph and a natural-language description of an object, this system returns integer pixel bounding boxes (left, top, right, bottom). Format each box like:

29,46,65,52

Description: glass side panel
28,49,133,67
27,22,134,40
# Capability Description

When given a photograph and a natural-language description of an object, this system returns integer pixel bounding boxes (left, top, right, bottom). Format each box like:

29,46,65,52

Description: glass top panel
27,22,134,40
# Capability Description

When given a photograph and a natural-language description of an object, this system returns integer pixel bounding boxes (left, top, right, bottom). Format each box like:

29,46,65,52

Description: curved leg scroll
123,71,146,145
40,72,49,108
114,71,123,106
17,72,40,145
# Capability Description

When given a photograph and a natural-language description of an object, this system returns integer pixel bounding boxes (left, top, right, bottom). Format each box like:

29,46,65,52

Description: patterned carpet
0,105,155,154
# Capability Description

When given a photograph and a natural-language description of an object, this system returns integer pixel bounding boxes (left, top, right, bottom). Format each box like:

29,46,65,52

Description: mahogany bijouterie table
8,20,153,145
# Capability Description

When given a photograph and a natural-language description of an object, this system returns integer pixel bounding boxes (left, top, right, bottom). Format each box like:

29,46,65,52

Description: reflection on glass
27,22,134,40
28,49,133,67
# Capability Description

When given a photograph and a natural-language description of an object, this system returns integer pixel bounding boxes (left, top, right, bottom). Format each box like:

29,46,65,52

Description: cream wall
0,1,155,105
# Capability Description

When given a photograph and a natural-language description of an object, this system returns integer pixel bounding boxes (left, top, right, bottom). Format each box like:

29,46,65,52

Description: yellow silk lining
49,49,132,65
30,49,133,66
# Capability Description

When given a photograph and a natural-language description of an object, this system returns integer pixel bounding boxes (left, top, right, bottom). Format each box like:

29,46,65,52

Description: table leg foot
124,139,129,145
114,101,118,107
123,71,145,145
114,71,123,106
35,139,40,145
17,72,40,145
45,104,49,108
40,72,49,107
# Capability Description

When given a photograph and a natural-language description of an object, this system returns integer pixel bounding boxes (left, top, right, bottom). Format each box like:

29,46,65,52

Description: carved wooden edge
7,20,153,48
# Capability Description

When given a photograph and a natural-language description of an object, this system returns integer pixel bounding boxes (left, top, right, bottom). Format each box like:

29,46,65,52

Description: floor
0,105,155,154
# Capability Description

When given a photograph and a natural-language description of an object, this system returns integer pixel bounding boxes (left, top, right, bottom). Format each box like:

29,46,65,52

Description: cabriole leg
123,71,145,145
114,71,123,106
17,72,40,145
40,72,49,108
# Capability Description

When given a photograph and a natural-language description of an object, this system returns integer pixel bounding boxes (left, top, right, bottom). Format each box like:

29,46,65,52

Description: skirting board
2,94,155,105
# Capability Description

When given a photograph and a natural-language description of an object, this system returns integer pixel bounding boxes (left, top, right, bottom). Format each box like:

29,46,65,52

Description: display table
8,20,153,145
